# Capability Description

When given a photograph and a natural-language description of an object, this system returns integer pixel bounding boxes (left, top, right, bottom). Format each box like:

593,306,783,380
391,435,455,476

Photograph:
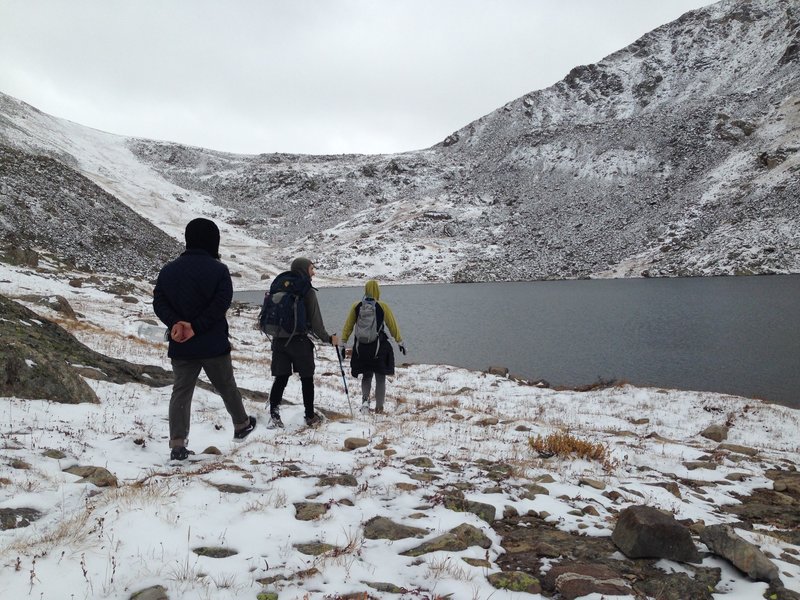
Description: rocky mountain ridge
1,0,798,283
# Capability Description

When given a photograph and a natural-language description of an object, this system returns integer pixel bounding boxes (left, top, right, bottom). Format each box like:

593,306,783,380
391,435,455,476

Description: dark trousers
169,354,248,448
270,375,315,419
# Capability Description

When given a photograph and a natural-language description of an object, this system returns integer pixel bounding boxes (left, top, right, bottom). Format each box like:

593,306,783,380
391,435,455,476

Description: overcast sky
0,0,717,155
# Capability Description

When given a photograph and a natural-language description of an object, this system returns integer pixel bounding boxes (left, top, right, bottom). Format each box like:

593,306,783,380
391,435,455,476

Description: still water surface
236,275,800,408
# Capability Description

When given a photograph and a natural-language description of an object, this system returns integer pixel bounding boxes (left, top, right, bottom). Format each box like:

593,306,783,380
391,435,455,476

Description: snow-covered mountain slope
1,0,798,284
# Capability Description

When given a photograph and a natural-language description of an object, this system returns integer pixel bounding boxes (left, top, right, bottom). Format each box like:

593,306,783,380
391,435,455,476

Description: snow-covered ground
1,259,798,599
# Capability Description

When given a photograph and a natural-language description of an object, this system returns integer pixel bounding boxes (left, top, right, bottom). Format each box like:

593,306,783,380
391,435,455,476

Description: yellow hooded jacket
341,280,402,344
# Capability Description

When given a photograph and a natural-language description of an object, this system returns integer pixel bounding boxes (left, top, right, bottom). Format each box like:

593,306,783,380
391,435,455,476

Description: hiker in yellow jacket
341,280,405,414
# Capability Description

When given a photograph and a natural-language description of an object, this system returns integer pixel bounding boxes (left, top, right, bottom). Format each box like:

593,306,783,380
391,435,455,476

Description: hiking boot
233,415,256,441
170,446,195,461
359,402,370,414
304,413,323,427
268,414,284,429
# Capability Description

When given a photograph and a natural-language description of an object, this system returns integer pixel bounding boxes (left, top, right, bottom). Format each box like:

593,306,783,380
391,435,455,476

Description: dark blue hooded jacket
153,249,233,359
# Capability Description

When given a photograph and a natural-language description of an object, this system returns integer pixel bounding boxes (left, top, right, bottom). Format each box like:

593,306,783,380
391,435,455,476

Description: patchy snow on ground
1,260,798,599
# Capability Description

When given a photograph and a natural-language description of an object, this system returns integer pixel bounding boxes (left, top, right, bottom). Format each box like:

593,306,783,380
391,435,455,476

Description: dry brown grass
529,430,611,465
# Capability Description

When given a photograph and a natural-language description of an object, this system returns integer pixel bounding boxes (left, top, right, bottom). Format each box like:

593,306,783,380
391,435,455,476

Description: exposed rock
494,512,720,600
343,437,369,450
648,481,682,498
700,424,729,442
717,443,758,456
130,585,169,600
405,456,435,468
487,571,541,593
442,493,496,523
700,524,781,584
293,502,329,521
612,505,701,563
42,449,67,459
1,338,99,403
63,466,118,487
0,145,182,279
579,477,606,490
210,483,250,494
487,366,509,377
0,507,43,530
722,469,800,544
520,483,549,499
2,244,39,267
363,516,427,540
294,542,337,556
542,563,632,599
0,294,172,405
192,546,237,558
401,523,491,557
463,557,492,568
684,460,718,470
318,473,358,487
366,582,407,593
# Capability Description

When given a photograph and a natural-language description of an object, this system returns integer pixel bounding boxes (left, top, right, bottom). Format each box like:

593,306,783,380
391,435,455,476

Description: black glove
399,343,406,355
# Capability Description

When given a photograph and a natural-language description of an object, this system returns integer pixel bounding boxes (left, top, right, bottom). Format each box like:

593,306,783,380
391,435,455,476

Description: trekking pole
335,344,353,418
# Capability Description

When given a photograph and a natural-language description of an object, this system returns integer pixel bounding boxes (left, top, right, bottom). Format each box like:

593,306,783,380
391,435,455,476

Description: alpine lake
235,274,800,409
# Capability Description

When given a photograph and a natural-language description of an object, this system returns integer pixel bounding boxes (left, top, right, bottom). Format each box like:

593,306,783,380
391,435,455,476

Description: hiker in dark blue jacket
153,218,255,460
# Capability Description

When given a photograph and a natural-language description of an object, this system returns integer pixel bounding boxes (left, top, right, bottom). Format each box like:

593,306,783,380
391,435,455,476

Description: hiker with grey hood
267,257,339,428
341,279,404,414
153,218,256,461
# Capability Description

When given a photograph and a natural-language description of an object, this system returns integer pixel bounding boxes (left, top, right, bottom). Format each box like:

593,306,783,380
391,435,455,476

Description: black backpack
258,271,312,340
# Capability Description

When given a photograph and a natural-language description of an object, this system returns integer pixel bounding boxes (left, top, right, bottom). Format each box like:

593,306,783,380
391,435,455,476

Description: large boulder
0,294,172,403
1,339,98,403
612,505,701,563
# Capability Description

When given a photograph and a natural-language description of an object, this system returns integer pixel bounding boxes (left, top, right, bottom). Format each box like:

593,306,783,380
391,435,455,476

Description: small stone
130,585,168,600
294,502,329,521
343,437,369,450
579,477,606,490
700,424,729,442
42,449,67,460
211,483,250,494
683,461,718,471
192,546,237,558
717,443,758,457
406,457,435,468
318,473,358,487
463,557,492,568
63,465,118,487
294,542,337,556
363,516,427,540
487,571,541,593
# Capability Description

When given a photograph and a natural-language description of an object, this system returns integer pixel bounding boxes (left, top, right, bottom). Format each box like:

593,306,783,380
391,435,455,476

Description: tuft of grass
529,430,611,465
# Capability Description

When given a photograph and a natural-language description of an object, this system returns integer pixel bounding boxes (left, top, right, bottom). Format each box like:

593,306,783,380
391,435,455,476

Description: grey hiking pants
169,354,249,448
361,372,386,412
